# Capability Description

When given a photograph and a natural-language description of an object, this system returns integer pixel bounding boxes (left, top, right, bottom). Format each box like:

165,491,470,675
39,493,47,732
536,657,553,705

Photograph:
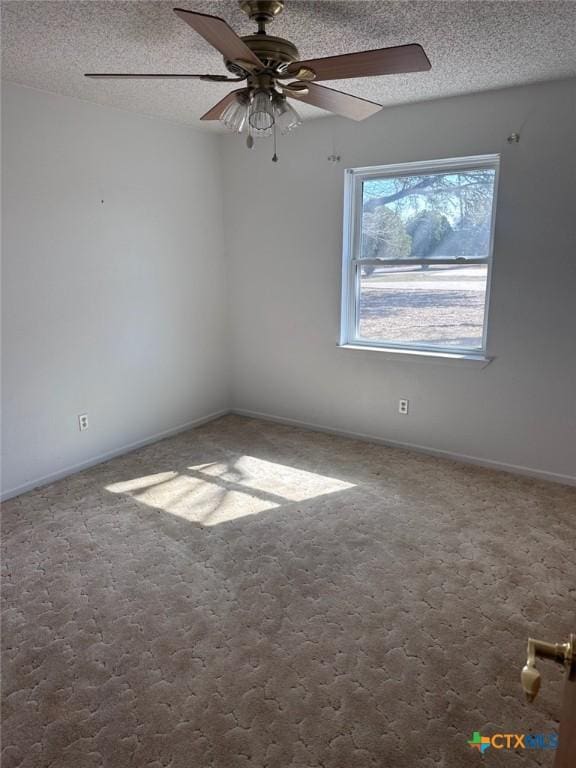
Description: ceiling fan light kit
221,89,301,141
85,0,431,162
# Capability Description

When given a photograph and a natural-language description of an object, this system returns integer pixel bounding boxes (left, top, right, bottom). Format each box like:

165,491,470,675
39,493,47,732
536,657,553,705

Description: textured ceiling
2,0,576,130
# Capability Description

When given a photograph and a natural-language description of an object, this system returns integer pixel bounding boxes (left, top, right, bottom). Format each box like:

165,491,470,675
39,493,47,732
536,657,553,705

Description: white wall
222,78,576,483
3,78,575,496
1,83,228,498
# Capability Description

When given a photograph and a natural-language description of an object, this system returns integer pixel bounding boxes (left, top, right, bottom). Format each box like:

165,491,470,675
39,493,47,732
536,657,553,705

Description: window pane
361,168,496,261
358,264,488,349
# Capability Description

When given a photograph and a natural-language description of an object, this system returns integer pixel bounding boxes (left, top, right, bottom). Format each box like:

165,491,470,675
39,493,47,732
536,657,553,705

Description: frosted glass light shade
274,97,302,134
220,95,249,133
249,90,275,133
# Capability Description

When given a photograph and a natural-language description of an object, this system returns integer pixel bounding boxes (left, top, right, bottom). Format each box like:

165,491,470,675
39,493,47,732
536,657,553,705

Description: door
521,634,575,767
554,650,575,768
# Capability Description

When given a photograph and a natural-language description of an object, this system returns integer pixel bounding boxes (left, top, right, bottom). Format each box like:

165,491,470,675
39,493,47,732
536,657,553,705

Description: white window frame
339,154,500,359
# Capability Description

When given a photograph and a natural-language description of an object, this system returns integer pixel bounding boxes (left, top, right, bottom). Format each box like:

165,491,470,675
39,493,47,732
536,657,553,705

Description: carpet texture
2,415,575,768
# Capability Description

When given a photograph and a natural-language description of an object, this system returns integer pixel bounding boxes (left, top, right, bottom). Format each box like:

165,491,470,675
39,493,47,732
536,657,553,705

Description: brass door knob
521,635,574,702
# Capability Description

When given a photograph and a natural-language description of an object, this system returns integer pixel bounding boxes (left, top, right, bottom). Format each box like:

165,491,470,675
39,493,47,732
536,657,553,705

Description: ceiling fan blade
85,73,231,80
173,8,263,68
286,82,382,121
287,44,431,81
200,89,245,121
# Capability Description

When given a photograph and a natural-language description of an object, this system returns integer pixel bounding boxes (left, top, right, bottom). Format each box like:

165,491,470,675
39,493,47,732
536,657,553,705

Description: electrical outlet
78,414,89,431
398,398,409,415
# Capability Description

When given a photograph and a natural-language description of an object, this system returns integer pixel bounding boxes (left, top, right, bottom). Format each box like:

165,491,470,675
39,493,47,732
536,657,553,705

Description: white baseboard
4,406,574,501
231,408,576,487
0,409,229,502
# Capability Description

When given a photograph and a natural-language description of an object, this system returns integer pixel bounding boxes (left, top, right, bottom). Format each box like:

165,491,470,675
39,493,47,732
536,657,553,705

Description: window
340,155,499,357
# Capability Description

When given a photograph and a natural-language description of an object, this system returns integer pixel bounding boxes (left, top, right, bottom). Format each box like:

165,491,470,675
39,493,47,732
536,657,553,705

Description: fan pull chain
272,121,278,163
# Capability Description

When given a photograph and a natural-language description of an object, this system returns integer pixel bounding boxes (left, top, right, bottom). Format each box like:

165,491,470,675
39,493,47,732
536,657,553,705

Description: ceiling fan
86,1,431,159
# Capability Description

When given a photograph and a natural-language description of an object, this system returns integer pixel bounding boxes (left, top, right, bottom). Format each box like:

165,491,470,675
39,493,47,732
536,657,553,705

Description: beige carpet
2,415,575,768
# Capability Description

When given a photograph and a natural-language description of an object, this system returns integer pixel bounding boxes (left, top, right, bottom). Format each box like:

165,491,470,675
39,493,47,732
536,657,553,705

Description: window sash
340,155,500,353
353,257,488,267
349,153,500,180
353,262,489,353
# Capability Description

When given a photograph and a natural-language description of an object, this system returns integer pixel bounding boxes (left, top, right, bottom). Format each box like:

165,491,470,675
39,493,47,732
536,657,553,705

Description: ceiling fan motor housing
227,0,299,75
227,34,299,74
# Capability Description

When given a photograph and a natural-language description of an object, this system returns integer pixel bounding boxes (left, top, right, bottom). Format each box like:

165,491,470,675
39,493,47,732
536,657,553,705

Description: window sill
337,343,493,367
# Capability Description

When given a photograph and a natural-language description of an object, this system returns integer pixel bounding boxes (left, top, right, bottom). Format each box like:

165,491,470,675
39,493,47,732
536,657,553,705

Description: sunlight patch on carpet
106,456,355,525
